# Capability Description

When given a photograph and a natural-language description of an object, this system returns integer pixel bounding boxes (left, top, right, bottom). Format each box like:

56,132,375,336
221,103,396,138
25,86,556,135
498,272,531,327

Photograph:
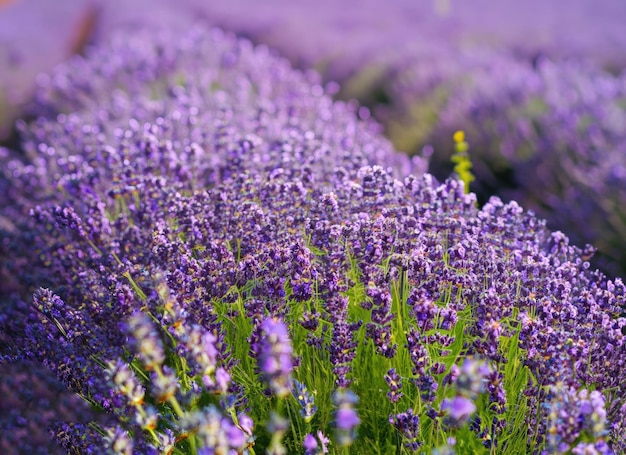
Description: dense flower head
543,382,610,454
0,24,626,453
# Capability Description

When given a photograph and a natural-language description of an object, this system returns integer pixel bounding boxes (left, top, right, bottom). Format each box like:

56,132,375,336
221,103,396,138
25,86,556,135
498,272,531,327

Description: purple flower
384,368,403,403
441,396,477,427
333,388,360,447
389,408,422,450
303,433,318,455
292,379,318,422
253,317,294,398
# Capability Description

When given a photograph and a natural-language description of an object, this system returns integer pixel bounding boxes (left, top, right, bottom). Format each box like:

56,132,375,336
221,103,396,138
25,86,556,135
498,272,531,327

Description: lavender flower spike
333,388,360,447
292,379,318,422
125,311,165,371
254,317,294,398
441,396,477,427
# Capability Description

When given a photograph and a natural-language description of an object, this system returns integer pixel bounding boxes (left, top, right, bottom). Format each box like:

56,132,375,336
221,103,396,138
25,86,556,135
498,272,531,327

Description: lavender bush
1,26,626,454
380,48,626,276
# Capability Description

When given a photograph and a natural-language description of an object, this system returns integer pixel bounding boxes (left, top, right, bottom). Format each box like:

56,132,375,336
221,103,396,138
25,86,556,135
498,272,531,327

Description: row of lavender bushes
1,26,626,454
1,2,625,277
178,0,626,277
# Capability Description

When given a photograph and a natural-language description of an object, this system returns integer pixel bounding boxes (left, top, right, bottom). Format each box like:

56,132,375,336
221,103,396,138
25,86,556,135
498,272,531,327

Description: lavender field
1,1,625,454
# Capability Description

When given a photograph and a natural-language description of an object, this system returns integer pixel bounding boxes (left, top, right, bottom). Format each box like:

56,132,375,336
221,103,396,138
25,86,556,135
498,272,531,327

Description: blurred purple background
1,0,626,140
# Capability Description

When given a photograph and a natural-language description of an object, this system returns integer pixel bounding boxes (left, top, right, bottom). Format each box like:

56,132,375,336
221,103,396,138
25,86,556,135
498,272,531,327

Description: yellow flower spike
450,130,475,194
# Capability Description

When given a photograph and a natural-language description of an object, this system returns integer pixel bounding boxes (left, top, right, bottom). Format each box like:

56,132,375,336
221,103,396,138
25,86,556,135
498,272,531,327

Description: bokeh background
2,0,626,139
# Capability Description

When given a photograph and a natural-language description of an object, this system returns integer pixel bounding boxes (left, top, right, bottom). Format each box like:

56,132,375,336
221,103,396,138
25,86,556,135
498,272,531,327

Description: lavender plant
1,26,626,454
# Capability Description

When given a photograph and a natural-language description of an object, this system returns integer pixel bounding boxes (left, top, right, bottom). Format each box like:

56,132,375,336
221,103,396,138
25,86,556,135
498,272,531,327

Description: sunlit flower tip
106,360,146,407
126,312,165,370
303,433,318,455
151,366,178,403
156,429,176,454
188,407,249,453
186,326,219,377
104,426,133,455
135,405,158,431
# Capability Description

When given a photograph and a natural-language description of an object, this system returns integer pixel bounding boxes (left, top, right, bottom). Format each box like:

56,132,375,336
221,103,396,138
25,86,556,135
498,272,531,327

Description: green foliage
205,241,552,454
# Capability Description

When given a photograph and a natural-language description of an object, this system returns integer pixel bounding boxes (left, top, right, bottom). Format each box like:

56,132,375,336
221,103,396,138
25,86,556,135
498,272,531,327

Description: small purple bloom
333,388,360,447
441,396,477,426
303,433,318,455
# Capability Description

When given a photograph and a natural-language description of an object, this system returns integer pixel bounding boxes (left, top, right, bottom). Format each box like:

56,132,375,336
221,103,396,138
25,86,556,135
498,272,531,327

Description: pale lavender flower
253,317,294,398
441,396,477,427
104,426,133,455
333,388,360,447
125,311,165,371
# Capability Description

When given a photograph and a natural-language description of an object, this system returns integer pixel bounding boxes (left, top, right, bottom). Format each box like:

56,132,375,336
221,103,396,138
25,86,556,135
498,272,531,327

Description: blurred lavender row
2,0,626,138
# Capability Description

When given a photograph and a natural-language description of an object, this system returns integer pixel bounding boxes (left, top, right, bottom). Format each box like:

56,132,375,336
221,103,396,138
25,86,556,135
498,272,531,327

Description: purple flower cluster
0,24,625,452
543,382,611,454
